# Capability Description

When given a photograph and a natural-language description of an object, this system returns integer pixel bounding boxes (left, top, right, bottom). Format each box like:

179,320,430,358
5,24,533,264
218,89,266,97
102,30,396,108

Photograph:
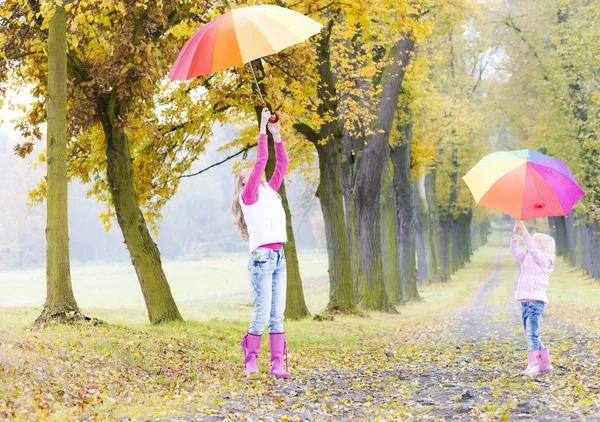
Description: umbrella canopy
463,149,585,220
169,5,324,81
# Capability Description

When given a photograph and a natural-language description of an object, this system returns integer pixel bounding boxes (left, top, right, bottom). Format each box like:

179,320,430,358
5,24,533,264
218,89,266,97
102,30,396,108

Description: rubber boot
520,350,541,375
269,332,291,379
241,333,261,376
538,348,553,373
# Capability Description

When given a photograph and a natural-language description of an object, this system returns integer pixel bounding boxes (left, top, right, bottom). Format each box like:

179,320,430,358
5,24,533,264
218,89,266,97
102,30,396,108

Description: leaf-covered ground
1,237,599,421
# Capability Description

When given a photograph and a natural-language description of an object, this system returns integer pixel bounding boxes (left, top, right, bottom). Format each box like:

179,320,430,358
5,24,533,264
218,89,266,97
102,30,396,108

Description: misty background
0,121,325,271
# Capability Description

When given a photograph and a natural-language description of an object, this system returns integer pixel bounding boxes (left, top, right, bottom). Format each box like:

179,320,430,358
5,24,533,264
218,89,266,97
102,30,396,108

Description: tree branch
180,143,257,178
293,122,319,144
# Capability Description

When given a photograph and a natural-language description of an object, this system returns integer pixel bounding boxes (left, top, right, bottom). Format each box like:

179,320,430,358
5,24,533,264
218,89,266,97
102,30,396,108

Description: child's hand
267,112,281,140
517,220,529,235
260,108,271,133
513,221,521,236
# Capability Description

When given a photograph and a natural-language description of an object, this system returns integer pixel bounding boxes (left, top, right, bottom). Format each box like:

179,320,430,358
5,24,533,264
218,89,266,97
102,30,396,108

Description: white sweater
240,184,287,252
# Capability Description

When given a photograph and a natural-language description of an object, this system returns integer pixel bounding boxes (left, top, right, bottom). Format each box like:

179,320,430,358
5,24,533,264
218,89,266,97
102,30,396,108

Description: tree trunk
451,218,461,271
440,218,452,279
460,212,472,263
261,119,309,321
414,177,429,286
293,20,355,312
548,216,569,259
314,141,356,311
565,211,577,267
581,220,592,274
590,222,600,281
391,122,419,302
280,183,311,320
98,104,182,325
425,171,445,282
381,161,402,304
38,3,79,322
352,36,415,311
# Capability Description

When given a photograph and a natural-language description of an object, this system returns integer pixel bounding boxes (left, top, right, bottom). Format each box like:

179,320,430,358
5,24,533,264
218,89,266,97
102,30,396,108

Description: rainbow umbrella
168,4,323,104
463,149,585,219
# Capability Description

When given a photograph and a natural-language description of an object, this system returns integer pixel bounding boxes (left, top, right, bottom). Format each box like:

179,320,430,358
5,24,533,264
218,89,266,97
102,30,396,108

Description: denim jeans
521,300,545,351
247,248,287,335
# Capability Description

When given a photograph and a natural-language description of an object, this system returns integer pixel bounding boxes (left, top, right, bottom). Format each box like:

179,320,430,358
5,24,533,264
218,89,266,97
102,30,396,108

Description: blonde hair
532,233,556,261
231,172,249,241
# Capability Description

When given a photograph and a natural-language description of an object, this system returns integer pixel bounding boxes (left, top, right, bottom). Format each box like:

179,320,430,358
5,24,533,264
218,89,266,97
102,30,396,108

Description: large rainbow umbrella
168,4,323,104
463,149,585,220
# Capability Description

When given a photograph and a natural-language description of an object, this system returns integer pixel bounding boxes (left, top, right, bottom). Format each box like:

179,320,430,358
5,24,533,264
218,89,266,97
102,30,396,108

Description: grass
1,234,598,421
548,258,600,329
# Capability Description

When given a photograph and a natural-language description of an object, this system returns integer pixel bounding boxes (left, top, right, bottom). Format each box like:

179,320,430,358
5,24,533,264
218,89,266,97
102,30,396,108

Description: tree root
33,310,105,328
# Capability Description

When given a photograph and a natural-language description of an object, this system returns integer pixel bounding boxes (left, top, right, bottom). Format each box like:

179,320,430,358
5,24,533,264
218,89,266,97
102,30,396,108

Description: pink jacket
510,234,554,303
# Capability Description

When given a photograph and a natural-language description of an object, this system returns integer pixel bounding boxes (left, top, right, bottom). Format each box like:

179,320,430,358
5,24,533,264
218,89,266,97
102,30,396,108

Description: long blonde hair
231,172,249,241
533,233,556,261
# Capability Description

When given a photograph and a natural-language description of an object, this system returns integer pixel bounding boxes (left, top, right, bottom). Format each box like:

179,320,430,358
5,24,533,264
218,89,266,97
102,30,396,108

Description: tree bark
425,171,445,281
353,36,415,311
98,99,182,325
414,177,429,286
381,161,402,304
548,216,569,260
316,140,356,311
440,218,452,279
565,211,578,267
38,3,79,322
259,109,309,321
391,119,419,302
293,19,356,312
280,182,311,320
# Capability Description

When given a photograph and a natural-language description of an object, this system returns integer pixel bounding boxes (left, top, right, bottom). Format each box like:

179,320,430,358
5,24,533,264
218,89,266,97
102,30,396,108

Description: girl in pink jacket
230,108,290,379
511,220,556,375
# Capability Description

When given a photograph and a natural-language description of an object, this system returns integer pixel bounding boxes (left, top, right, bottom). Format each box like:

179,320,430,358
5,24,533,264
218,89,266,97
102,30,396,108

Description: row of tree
0,0,495,324
492,0,600,280
2,0,596,324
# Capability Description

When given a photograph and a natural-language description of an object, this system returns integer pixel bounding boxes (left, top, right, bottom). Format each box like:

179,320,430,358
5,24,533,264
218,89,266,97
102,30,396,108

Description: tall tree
37,2,79,323
391,106,420,301
293,18,356,312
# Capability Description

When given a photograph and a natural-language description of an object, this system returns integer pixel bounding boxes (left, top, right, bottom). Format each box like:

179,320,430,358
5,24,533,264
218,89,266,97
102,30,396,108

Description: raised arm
510,236,526,263
510,220,526,262
266,113,288,192
241,108,272,206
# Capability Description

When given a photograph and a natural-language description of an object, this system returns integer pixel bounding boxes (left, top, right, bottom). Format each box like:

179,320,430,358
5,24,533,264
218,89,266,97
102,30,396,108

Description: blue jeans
247,248,287,335
521,300,545,351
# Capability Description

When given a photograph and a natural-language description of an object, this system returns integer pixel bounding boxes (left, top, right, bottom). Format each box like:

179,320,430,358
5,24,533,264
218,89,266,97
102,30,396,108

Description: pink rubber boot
521,350,541,375
538,348,553,373
241,333,261,376
269,332,291,379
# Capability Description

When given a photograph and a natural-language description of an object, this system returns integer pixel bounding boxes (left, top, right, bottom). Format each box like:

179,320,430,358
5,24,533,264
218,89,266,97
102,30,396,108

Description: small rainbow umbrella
168,4,323,105
463,149,585,220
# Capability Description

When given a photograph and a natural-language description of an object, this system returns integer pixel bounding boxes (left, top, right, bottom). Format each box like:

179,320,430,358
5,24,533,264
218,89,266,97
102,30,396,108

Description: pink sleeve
241,134,268,206
268,141,288,192
510,237,526,263
523,233,554,270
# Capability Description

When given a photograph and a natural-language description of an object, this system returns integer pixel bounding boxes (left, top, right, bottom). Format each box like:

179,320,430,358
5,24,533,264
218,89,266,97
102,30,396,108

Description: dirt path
405,249,600,421
147,247,600,422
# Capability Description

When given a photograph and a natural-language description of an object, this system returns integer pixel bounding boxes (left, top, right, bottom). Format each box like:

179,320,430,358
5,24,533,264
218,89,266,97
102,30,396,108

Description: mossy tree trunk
381,161,402,304
293,20,355,312
38,3,79,323
391,116,419,302
565,211,578,267
98,98,183,325
425,171,445,282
